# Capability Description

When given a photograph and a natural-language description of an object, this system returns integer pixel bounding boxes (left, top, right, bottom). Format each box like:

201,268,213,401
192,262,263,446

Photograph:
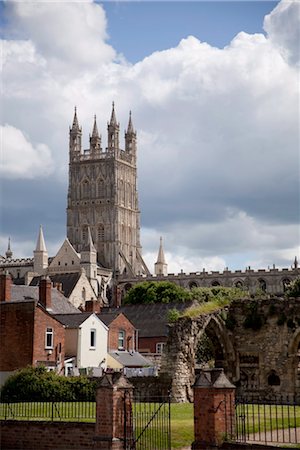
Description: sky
1,0,299,274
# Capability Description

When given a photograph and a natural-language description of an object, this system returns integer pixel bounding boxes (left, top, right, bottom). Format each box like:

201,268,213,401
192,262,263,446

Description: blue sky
103,2,277,62
1,0,299,273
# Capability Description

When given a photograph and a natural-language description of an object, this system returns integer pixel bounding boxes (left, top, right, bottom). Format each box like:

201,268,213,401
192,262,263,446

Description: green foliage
183,286,245,318
124,281,192,305
0,366,97,402
196,332,215,365
167,308,181,322
243,301,264,330
285,277,300,298
190,286,246,304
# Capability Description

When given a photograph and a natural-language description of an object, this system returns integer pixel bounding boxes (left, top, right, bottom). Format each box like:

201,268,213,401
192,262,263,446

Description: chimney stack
39,276,52,310
0,271,12,302
85,299,101,313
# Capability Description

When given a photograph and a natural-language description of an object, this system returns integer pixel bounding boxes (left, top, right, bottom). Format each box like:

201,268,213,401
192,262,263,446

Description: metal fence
0,401,96,422
126,392,171,450
235,395,300,445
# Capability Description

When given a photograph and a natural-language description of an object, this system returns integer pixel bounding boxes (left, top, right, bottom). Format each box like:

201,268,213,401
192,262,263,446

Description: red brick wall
0,301,34,371
193,387,235,448
138,336,167,353
0,421,95,449
108,313,135,351
0,301,65,373
33,307,65,372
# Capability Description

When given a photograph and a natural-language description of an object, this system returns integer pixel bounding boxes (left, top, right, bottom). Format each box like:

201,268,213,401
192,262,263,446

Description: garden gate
124,392,171,450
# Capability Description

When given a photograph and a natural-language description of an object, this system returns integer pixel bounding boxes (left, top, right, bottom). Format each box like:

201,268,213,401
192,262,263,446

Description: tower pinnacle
110,101,117,126
35,225,47,252
5,237,12,259
154,237,168,276
71,106,79,131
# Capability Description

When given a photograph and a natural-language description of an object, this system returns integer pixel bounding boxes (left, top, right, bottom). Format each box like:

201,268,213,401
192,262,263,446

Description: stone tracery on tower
67,104,150,278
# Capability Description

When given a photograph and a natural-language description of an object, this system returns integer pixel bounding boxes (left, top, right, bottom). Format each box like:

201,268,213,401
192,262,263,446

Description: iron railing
126,393,171,450
0,401,96,422
235,395,300,445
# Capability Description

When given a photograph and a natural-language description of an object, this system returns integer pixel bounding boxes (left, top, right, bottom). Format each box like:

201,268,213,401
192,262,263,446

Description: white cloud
264,0,300,67
1,124,54,179
1,0,299,270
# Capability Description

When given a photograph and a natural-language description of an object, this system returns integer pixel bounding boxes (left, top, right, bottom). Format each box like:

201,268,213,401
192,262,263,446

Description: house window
156,342,165,354
90,329,96,349
45,327,53,349
118,330,125,350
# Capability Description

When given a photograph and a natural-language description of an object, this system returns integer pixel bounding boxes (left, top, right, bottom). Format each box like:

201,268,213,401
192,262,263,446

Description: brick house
0,273,79,385
103,302,193,354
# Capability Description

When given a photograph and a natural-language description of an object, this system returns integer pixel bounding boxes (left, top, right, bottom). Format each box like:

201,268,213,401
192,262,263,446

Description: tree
285,277,300,298
124,281,192,305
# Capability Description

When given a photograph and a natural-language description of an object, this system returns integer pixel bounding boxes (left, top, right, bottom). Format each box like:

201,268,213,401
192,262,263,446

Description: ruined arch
161,313,236,402
288,328,300,397
189,281,198,289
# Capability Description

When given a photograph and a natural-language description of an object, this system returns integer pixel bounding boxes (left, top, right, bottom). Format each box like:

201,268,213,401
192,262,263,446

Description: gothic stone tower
67,104,149,277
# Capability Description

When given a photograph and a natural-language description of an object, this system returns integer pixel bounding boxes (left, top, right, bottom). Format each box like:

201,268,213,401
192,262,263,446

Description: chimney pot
39,276,52,310
0,271,12,302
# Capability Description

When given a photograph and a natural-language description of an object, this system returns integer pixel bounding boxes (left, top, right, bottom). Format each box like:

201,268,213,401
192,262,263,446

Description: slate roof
30,273,81,298
109,351,151,368
54,311,131,329
102,302,193,338
10,285,80,314
97,312,135,327
54,312,93,328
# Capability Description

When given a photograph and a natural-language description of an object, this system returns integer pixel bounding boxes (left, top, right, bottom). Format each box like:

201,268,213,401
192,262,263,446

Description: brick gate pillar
94,373,134,450
192,368,236,449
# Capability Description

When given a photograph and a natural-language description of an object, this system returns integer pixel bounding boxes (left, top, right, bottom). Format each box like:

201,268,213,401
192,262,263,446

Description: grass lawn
170,403,193,449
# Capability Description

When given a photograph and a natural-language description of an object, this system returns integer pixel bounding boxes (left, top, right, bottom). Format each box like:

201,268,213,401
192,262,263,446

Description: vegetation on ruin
285,277,300,298
175,286,246,320
0,366,96,402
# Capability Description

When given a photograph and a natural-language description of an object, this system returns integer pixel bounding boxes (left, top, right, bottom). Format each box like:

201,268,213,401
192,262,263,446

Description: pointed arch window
82,180,90,199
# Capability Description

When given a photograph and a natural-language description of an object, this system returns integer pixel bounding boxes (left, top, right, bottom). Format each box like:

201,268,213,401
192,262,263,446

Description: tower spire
154,237,168,276
69,106,82,156
127,111,134,134
110,101,117,126
5,237,12,259
125,110,137,153
72,106,79,131
34,225,48,273
107,101,120,150
90,115,101,152
92,115,99,137
35,225,47,252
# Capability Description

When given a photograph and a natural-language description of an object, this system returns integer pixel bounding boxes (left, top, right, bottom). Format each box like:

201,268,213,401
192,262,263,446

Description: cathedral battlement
0,257,33,267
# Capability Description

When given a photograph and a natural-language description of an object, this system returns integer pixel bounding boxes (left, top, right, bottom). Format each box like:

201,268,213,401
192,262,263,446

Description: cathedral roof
10,285,80,314
30,272,81,299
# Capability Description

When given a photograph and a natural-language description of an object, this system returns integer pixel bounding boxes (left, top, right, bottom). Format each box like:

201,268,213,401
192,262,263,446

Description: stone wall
160,298,300,402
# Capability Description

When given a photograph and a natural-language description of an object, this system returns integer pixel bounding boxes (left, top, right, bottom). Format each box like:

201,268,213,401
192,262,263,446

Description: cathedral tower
67,105,149,277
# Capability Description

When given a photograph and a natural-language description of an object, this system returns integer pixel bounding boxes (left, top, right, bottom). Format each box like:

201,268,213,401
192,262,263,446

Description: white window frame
45,327,54,349
156,342,165,354
90,328,96,349
118,330,125,350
